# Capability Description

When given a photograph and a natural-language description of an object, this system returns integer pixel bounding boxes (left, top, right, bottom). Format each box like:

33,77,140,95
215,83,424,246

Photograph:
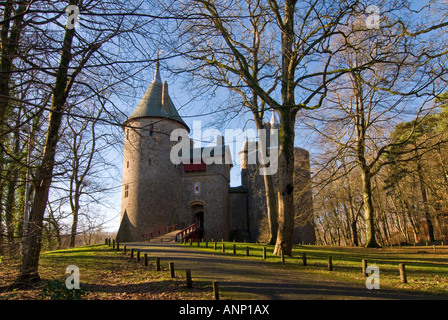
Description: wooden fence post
222,243,225,253
144,253,148,266
131,248,134,259
116,242,120,251
302,252,307,266
233,244,236,255
213,281,219,300
263,247,267,260
186,269,192,288
123,245,127,254
213,242,217,250
169,262,175,278
246,246,250,257
328,256,333,271
156,257,161,271
137,251,140,262
281,249,285,263
362,259,367,276
399,263,407,283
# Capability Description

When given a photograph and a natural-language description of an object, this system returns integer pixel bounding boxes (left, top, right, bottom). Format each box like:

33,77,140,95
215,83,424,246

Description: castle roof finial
153,50,162,83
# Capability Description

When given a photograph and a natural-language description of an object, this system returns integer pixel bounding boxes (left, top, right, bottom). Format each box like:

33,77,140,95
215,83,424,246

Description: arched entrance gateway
194,211,204,239
190,201,205,239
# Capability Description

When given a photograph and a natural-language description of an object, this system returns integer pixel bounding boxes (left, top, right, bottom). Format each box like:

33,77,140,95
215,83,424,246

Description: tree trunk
0,0,27,127
13,11,77,286
69,151,80,248
4,124,21,255
360,168,381,248
348,198,361,247
263,170,278,245
69,196,79,248
351,221,359,247
47,205,62,249
0,182,3,255
0,0,28,257
273,109,297,255
273,0,297,256
352,69,380,249
416,160,435,243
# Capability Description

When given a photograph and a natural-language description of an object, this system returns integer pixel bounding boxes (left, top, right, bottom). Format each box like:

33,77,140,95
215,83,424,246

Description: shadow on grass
84,279,212,299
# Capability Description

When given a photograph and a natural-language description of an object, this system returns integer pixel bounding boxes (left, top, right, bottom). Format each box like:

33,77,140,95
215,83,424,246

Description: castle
116,64,316,244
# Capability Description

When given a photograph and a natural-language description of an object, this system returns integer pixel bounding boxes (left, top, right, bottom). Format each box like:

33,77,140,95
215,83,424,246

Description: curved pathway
123,242,443,300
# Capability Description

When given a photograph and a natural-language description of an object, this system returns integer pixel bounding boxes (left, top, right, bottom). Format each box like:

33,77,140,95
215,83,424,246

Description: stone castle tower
238,114,316,244
117,63,232,243
117,62,189,242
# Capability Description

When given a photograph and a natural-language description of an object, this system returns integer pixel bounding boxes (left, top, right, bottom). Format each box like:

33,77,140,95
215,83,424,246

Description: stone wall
238,143,316,244
229,187,250,241
293,148,316,244
181,161,231,241
240,149,267,242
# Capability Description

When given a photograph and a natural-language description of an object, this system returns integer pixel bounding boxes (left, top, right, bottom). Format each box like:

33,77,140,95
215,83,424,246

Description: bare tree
64,104,102,248
8,0,161,287
163,0,376,255
304,4,448,247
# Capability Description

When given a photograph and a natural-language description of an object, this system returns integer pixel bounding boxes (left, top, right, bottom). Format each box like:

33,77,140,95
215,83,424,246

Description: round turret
117,64,189,242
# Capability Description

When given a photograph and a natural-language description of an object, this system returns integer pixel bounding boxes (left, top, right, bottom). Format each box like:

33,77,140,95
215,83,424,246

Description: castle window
148,158,152,166
127,161,129,168
150,124,154,136
194,182,200,195
124,184,129,198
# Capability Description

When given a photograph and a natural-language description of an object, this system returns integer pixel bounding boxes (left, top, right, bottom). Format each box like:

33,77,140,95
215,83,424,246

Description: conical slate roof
126,62,189,131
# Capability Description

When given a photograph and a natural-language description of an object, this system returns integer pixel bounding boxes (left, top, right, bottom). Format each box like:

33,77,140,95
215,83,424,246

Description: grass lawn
2,242,447,300
179,240,448,297
0,244,212,300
